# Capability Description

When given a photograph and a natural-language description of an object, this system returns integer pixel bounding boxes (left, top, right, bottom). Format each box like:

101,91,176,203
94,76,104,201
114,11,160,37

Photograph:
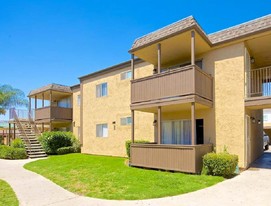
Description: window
96,124,108,137
57,97,71,108
77,95,81,106
120,71,132,80
120,117,132,125
96,83,107,97
264,115,269,122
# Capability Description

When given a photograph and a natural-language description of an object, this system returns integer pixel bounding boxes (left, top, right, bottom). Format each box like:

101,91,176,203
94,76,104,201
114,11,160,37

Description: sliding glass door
162,120,191,145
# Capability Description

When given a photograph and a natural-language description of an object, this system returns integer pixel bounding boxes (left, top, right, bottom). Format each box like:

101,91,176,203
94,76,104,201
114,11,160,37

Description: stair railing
28,111,41,136
11,109,31,149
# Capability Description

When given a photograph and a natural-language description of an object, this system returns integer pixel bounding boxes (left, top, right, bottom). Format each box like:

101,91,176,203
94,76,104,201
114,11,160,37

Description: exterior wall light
153,120,157,126
112,121,116,130
258,120,261,125
251,117,256,123
250,57,255,64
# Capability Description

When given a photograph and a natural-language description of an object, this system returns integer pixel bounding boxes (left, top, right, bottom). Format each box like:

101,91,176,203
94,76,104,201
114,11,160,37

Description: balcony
130,143,213,173
245,66,271,109
35,106,72,122
131,65,213,110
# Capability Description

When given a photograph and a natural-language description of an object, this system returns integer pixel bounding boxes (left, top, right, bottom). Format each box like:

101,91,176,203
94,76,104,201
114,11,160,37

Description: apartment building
28,14,271,173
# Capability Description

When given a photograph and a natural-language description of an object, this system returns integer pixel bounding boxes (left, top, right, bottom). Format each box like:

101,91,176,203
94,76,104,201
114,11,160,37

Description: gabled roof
28,83,72,97
130,16,210,52
209,14,271,45
130,14,271,52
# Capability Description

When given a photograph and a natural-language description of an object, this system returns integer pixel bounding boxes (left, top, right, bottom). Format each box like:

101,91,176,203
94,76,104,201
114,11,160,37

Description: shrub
11,138,25,148
0,145,27,159
56,146,75,155
39,131,81,155
203,152,238,178
125,140,150,158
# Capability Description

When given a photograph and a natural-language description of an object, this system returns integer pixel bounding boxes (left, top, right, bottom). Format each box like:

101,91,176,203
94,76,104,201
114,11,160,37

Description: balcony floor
245,95,271,109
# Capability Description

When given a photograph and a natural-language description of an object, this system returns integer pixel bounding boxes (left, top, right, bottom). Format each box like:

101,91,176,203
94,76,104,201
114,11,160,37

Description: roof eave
129,25,212,54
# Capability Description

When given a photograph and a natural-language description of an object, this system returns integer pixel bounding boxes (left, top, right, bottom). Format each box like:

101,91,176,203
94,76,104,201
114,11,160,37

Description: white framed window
77,95,81,106
96,83,107,97
96,124,108,137
120,117,132,125
120,71,132,80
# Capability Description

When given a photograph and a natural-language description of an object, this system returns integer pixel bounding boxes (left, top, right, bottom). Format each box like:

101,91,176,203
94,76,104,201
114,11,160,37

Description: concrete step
28,154,47,159
26,147,43,151
27,150,45,154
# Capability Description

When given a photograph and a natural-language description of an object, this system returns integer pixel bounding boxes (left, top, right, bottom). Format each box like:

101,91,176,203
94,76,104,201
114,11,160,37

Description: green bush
0,145,27,159
11,138,25,148
203,152,238,178
39,131,81,155
56,146,75,155
125,140,150,158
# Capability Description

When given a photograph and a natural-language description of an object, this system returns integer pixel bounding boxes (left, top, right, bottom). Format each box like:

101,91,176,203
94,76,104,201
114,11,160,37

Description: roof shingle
130,14,271,51
28,83,72,96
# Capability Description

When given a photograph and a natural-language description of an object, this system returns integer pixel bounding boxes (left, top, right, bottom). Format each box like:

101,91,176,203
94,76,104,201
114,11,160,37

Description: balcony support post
131,54,135,80
191,102,196,145
28,97,31,114
13,123,16,140
49,90,52,106
42,93,44,108
191,30,195,65
131,110,135,143
8,123,11,146
34,95,37,109
157,106,162,144
157,43,161,73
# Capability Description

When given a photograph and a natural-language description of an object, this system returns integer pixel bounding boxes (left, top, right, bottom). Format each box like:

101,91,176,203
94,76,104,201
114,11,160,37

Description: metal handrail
12,109,31,148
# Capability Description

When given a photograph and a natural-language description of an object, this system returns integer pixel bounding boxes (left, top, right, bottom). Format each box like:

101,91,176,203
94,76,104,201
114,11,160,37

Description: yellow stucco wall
72,88,81,140
81,62,155,157
202,42,246,167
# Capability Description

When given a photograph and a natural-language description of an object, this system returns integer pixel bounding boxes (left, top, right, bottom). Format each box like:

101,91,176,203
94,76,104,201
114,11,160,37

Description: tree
0,85,28,115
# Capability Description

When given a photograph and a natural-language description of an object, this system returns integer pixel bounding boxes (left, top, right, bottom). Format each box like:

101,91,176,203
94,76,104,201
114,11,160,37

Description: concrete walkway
1,154,271,206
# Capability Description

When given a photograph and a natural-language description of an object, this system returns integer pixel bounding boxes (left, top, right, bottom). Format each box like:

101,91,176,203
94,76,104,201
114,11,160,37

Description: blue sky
0,0,270,97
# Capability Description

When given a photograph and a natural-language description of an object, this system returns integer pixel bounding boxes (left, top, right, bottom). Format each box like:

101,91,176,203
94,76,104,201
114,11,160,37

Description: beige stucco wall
202,42,247,167
81,62,155,157
72,87,81,140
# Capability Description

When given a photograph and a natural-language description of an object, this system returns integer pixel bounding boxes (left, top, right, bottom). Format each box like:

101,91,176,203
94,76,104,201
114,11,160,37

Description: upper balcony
35,106,72,122
28,83,73,123
245,66,271,109
131,65,213,111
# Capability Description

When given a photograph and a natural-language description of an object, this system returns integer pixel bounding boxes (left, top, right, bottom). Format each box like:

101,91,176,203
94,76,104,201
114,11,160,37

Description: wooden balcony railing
130,143,213,173
247,66,271,98
35,106,72,121
131,65,213,105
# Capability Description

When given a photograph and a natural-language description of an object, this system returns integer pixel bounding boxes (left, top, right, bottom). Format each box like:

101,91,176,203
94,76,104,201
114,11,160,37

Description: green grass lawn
24,153,223,200
0,179,19,206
